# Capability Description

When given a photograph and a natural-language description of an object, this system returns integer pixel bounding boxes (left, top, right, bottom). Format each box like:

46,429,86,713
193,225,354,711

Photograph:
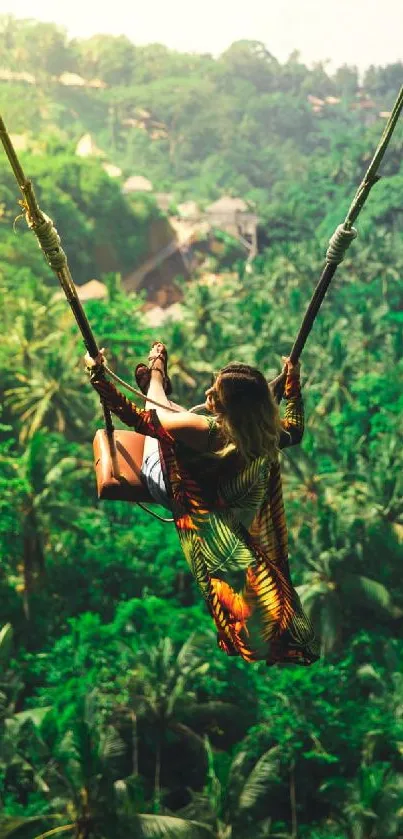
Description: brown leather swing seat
93,376,286,504
93,428,153,502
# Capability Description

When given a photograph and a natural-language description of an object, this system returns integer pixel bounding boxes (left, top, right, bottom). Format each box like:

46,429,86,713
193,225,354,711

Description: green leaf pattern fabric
91,372,319,666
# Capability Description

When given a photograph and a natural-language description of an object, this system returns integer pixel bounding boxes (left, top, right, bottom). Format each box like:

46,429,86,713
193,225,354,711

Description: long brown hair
212,362,281,464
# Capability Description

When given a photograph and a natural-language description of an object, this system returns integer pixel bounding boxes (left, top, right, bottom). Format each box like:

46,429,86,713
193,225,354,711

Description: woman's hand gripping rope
84,348,107,373
281,356,301,376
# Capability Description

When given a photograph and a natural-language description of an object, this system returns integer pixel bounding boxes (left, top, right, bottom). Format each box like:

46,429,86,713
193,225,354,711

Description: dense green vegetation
0,15,402,839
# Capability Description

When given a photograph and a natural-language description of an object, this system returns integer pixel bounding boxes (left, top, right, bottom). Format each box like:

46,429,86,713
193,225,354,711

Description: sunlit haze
1,0,403,72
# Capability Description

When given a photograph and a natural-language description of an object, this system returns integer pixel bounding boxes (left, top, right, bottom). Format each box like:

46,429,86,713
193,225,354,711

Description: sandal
135,341,172,396
134,363,152,394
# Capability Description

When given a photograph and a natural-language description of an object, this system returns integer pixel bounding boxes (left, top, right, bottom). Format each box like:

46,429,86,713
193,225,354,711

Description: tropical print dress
91,369,320,666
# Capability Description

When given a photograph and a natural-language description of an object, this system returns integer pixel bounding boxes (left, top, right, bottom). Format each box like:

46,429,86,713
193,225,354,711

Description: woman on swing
86,342,319,666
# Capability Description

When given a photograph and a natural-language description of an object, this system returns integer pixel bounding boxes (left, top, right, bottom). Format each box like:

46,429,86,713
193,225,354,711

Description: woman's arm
279,359,304,449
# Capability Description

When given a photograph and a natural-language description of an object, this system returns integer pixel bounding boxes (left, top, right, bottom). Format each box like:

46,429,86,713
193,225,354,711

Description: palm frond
238,746,282,811
100,725,127,762
296,582,331,613
133,813,214,838
226,748,250,805
0,816,59,839
318,595,341,655
338,573,396,614
12,706,52,728
44,458,82,486
175,633,202,671
0,624,13,664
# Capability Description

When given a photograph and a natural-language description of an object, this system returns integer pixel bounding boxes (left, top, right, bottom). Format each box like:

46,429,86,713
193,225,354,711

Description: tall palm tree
5,341,94,443
353,437,403,527
297,536,401,656
0,286,94,442
0,696,213,839
2,296,69,381
340,761,403,839
0,625,23,731
0,432,95,617
126,635,213,811
179,737,283,839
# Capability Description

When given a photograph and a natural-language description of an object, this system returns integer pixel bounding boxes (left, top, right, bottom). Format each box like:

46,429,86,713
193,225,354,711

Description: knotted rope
325,223,357,264
28,212,68,272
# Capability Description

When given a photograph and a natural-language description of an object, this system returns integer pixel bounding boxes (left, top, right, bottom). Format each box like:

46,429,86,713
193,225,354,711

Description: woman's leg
142,369,172,461
140,348,178,510
142,342,187,459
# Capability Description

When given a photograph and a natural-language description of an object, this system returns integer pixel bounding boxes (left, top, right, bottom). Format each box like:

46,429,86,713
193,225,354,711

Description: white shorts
140,450,173,510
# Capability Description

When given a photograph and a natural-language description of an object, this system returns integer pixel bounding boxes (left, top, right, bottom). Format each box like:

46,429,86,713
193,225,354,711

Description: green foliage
0,20,402,838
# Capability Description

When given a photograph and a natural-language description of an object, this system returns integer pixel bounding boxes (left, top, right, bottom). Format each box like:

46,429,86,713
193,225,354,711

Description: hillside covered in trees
0,15,403,839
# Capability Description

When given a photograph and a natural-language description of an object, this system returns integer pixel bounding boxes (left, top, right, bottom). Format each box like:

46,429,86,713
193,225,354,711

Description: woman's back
88,353,319,666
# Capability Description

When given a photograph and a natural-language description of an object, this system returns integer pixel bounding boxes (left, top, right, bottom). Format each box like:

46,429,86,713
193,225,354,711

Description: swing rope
0,83,402,519
270,82,403,401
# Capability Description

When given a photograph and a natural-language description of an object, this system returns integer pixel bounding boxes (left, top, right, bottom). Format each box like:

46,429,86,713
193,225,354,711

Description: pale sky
1,0,403,73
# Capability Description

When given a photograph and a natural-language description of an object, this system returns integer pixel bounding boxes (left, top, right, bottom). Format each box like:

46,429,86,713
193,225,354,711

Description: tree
341,761,403,839
0,432,95,618
1,29,403,837
296,523,401,655
0,694,213,839
0,16,75,77
73,34,138,85
127,635,210,811
218,41,279,94
5,343,94,443
180,737,282,839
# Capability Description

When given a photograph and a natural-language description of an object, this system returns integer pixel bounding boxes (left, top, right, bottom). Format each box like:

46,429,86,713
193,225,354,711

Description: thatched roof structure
75,133,105,158
123,175,153,193
102,162,122,178
76,280,108,301
177,201,200,219
59,72,86,87
155,193,174,211
206,196,249,214
53,279,107,302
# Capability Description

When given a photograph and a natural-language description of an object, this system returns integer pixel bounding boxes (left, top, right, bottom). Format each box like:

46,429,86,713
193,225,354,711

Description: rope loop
29,212,67,272
326,224,357,264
